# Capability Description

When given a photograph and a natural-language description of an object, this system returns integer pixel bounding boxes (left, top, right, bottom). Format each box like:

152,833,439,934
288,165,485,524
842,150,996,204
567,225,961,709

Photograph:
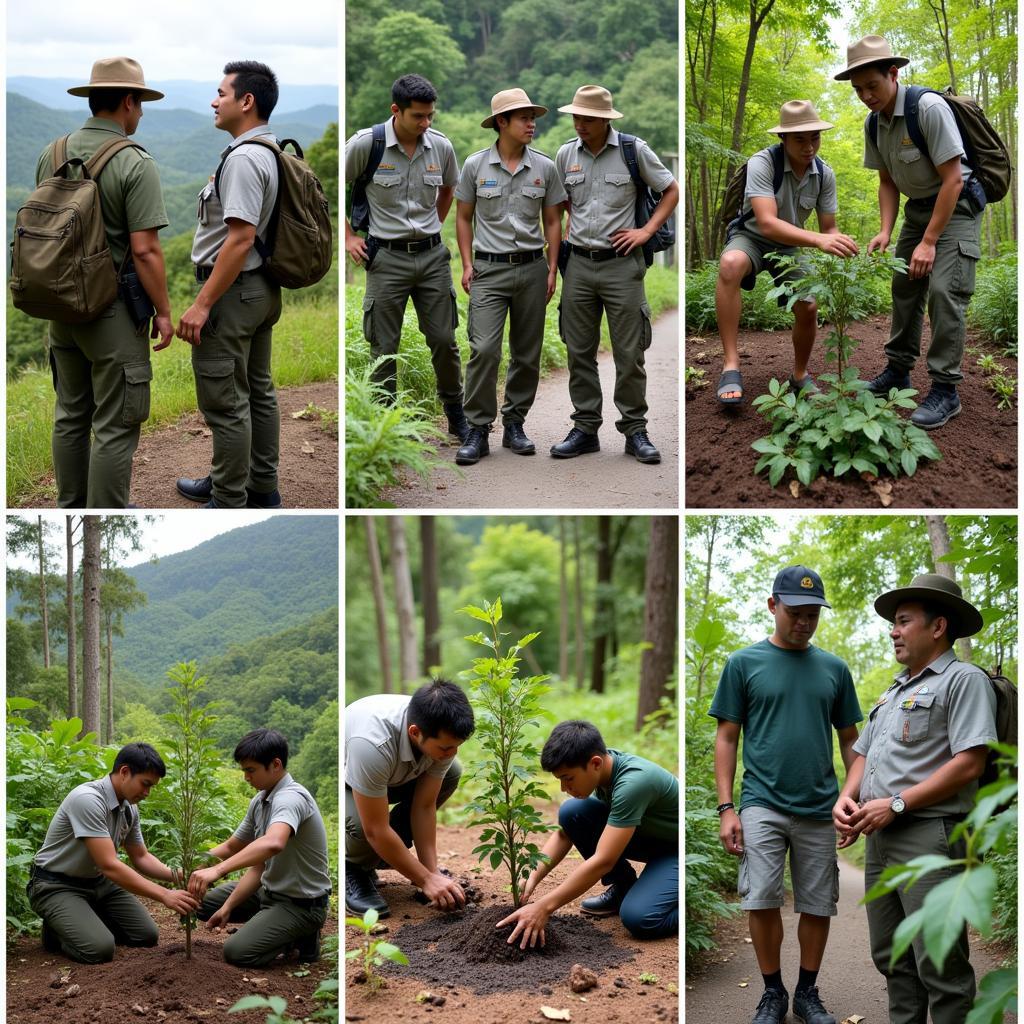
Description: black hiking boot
580,879,635,917
793,985,836,1024
345,863,389,918
751,987,789,1024
444,402,472,444
41,922,61,954
866,362,912,397
294,929,322,963
502,422,536,454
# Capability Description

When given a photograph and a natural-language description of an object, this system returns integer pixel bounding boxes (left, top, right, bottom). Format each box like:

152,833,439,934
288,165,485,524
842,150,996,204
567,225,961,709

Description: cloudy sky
6,0,339,83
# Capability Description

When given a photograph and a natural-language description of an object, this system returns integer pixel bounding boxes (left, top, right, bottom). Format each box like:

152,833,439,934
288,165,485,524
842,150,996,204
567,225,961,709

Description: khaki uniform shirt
34,776,143,878
345,693,455,797
191,124,279,271
864,83,971,199
738,146,838,240
555,128,674,249
235,772,331,899
854,649,997,816
345,120,458,240
36,116,168,268
455,144,567,252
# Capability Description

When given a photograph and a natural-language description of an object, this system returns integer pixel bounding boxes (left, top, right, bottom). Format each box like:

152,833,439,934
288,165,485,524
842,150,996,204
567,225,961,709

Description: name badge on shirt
377,163,397,173
426,163,440,172
901,137,915,147
568,164,583,173
480,179,498,187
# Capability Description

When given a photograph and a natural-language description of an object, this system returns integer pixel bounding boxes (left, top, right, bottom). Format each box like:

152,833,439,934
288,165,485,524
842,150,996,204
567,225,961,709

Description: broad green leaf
965,966,1018,1024
890,905,928,966
376,941,410,965
921,866,996,971
692,617,726,649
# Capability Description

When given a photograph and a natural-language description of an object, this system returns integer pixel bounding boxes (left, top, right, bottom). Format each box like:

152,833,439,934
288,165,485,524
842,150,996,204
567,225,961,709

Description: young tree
100,565,147,743
388,517,418,690
420,517,441,672
462,598,556,909
637,517,679,728
365,517,393,694
81,517,102,739
66,515,79,718
6,515,57,668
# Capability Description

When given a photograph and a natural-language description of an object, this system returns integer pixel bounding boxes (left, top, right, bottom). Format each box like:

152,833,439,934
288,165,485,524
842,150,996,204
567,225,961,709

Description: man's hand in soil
719,808,743,856
497,901,550,950
205,905,231,930
188,866,221,899
164,889,201,915
422,871,465,911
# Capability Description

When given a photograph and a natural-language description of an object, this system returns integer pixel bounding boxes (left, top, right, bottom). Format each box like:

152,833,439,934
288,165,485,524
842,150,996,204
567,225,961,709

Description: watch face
891,797,905,814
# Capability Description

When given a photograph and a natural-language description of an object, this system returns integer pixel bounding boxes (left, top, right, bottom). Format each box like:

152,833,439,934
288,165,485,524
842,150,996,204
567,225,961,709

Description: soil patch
685,317,1017,508
15,381,339,510
6,900,337,1024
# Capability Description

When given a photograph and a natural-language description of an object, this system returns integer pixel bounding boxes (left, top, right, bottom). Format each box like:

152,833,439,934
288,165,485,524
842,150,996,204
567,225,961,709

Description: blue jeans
558,797,678,939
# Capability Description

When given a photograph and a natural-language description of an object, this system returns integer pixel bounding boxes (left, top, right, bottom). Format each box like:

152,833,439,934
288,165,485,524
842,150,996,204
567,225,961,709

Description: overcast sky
6,0,339,83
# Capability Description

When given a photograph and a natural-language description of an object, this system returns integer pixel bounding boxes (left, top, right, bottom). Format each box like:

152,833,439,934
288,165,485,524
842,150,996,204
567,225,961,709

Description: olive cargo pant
865,817,976,1024
48,297,153,508
198,883,328,966
360,243,463,404
191,271,282,508
558,249,653,436
886,196,983,385
464,256,548,428
28,871,158,963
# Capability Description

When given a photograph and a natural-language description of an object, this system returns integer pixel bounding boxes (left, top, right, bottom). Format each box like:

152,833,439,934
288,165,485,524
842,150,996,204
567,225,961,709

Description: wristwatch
889,794,906,815
716,802,735,815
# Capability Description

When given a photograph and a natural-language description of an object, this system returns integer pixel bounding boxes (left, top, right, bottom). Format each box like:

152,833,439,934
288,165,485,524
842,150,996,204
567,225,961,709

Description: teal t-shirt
709,639,862,819
594,749,678,843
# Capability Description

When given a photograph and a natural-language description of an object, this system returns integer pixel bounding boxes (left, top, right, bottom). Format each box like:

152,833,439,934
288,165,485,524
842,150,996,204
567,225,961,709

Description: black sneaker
580,879,634,917
345,863,389,918
752,987,789,1024
502,422,536,455
866,362,912,397
793,985,836,1024
910,385,961,430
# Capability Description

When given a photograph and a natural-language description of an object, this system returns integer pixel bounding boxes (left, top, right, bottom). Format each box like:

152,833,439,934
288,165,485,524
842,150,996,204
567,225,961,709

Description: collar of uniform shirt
219,122,276,159
892,646,957,686
259,771,293,805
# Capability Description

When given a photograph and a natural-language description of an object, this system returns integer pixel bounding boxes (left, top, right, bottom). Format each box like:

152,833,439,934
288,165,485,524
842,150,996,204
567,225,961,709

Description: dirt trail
384,310,679,509
15,382,339,510
686,857,1016,1024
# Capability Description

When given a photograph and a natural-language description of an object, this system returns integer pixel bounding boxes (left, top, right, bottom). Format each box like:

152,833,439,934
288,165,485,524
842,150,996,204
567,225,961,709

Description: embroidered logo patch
800,576,814,589
901,137,915,146
426,163,440,172
533,178,543,185
568,164,583,173
377,163,397,171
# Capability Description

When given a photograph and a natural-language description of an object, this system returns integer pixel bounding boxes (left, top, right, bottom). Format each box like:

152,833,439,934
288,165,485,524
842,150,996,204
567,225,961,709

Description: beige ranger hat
769,100,834,134
68,57,164,101
557,85,623,120
481,88,548,129
834,35,910,81
874,573,984,639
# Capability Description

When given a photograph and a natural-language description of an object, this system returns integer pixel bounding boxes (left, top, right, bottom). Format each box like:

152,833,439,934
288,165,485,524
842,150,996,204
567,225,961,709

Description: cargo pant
558,248,653,436
48,297,153,508
345,758,462,869
465,256,548,428
28,871,158,963
865,817,975,1024
198,883,328,966
886,196,983,385
361,243,462,404
191,270,282,508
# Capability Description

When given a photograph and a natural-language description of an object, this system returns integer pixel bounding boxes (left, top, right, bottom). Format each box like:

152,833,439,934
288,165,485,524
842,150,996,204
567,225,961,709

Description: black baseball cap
772,565,831,608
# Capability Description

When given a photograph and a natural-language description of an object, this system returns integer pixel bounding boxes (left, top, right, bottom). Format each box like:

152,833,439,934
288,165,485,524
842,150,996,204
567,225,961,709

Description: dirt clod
569,964,598,993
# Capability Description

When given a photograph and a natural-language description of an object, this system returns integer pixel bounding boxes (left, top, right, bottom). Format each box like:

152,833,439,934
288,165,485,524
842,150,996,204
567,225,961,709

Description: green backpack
9,135,140,323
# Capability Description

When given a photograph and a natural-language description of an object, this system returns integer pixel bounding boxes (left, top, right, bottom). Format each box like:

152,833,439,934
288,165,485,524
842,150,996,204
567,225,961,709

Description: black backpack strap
213,137,284,262
618,133,642,185
902,84,932,159
360,122,387,186
770,142,785,192
868,110,878,149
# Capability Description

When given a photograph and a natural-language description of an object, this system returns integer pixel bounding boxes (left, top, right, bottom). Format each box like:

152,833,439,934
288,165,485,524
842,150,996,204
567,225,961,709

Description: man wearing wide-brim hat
35,57,172,508
551,85,679,464
834,572,997,1024
715,100,858,406
451,88,566,465
835,34,985,430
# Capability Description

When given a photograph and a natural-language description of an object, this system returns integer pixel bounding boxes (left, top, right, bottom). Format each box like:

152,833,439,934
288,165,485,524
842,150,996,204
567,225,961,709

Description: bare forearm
903,751,985,812
365,827,431,887
131,248,171,317
208,834,279,878
544,215,561,273
410,803,439,873
839,755,865,801
923,179,962,246
455,212,474,267
538,855,609,913
714,735,739,805
102,858,169,903
131,851,175,882
757,215,826,250
220,866,263,912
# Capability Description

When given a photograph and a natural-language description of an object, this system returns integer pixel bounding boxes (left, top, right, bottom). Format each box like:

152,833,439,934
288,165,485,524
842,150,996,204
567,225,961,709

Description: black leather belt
194,266,265,283
474,249,544,264
570,244,624,261
30,864,102,887
370,234,441,254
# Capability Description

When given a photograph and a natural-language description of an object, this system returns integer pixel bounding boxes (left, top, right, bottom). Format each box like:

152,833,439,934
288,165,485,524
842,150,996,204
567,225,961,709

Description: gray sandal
717,368,744,405
789,372,820,395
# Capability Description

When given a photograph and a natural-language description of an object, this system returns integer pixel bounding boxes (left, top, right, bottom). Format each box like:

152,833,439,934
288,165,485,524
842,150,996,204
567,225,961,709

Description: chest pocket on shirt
516,184,546,218
897,691,936,743
604,172,634,207
197,181,215,225
564,172,587,196
475,185,504,220
897,146,923,164
372,172,403,205
798,184,822,210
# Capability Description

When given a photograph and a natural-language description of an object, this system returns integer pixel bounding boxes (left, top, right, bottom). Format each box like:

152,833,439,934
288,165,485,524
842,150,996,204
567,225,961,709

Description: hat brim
557,103,623,119
834,55,910,81
480,104,549,129
874,586,984,636
774,593,831,608
770,119,835,134
68,83,164,101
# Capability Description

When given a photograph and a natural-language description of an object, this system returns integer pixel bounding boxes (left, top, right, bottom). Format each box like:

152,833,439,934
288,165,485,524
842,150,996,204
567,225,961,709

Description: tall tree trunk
105,614,114,744
695,518,720,702
928,0,958,91
590,517,613,693
637,518,679,729
573,517,585,689
365,519,393,694
559,519,569,680
37,515,51,669
420,518,441,673
388,517,418,691
81,516,102,738
66,516,78,719
925,515,973,661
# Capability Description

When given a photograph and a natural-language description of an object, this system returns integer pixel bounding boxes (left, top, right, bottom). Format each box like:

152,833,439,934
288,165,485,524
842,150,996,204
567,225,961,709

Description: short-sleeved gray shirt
345,120,458,240
863,84,970,199
736,146,838,241
191,124,279,271
854,649,996,815
345,693,455,797
455,144,567,253
234,772,331,899
34,775,144,878
555,128,675,249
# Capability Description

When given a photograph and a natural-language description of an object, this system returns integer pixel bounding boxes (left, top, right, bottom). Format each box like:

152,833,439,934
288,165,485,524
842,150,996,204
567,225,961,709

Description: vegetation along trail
386,310,679,509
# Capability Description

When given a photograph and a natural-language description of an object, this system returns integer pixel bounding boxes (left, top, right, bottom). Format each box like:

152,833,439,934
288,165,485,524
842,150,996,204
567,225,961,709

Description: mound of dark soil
385,904,637,995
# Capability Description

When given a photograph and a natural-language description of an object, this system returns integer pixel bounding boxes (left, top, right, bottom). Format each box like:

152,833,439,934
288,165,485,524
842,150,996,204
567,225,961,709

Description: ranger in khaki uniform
553,85,678,464
175,61,284,509
345,74,469,441
189,730,331,965
39,57,173,508
836,36,985,429
835,574,996,1024
28,743,199,963
453,88,567,464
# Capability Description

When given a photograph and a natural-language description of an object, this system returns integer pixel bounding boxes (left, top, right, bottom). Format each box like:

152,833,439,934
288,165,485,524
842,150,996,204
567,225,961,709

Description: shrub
969,251,1017,355
685,260,793,333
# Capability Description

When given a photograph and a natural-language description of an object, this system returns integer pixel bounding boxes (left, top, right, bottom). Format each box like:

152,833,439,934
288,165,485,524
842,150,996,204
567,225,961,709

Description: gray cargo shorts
722,231,811,304
738,804,839,916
